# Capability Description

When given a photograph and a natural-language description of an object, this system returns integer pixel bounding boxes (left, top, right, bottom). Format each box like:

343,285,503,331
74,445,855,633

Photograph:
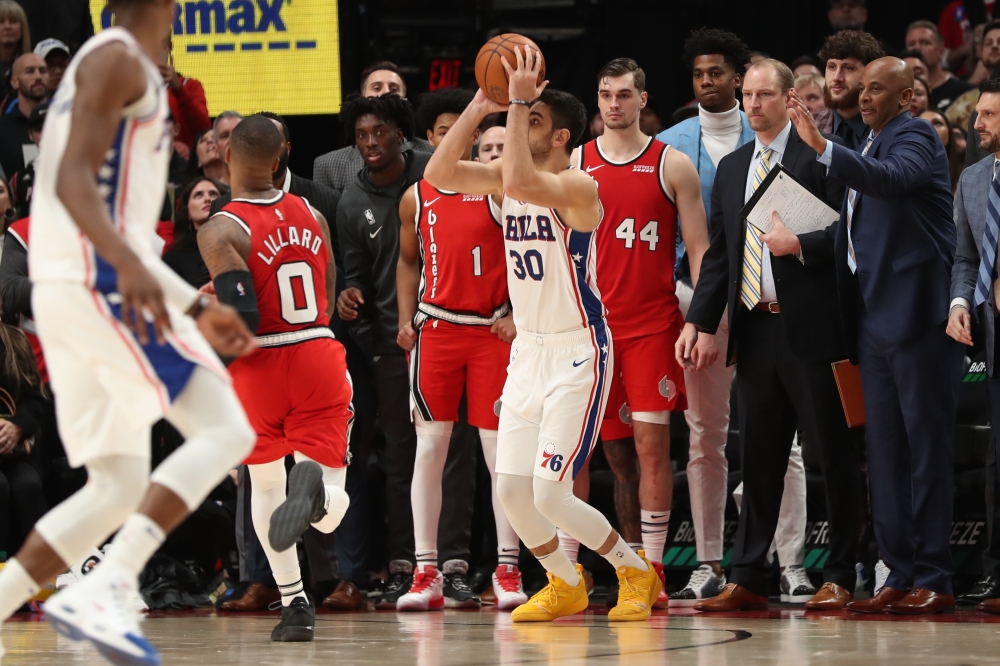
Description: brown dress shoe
977,598,1000,614
884,588,955,615
323,580,364,611
221,583,280,611
804,582,853,611
844,586,907,613
693,583,768,612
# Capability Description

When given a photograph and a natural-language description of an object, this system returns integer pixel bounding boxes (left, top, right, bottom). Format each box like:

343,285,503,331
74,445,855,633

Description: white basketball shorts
33,283,228,467
495,321,613,482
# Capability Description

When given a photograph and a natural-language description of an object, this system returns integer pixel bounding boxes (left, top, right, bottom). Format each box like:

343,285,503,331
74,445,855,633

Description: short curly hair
682,28,752,75
415,88,475,137
340,92,416,146
818,30,885,65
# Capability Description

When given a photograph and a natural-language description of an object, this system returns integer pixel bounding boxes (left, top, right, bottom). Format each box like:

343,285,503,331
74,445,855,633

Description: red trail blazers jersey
216,192,330,335
581,137,679,339
413,180,509,325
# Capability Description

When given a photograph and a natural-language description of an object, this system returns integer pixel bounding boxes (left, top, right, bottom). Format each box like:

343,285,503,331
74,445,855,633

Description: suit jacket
686,125,848,366
827,112,956,360
952,153,997,373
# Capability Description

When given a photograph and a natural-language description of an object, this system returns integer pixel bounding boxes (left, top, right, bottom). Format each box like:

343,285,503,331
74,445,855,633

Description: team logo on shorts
540,442,565,472
659,377,677,399
618,403,632,425
494,399,502,417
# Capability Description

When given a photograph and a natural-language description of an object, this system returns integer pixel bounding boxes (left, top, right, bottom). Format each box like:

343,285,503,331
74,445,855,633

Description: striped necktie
740,147,774,309
846,135,875,273
974,160,1000,306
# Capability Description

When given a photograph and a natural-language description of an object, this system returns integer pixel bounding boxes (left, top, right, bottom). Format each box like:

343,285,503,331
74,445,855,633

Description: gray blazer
953,153,998,373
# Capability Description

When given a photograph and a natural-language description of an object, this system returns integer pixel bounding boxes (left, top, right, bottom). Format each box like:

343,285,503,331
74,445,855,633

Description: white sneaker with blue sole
44,567,159,666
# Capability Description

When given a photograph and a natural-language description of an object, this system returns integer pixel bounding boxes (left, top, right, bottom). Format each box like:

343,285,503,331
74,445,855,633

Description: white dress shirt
745,120,792,304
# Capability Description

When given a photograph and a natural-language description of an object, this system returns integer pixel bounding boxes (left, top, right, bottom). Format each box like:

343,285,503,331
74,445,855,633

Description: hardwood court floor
3,605,1000,665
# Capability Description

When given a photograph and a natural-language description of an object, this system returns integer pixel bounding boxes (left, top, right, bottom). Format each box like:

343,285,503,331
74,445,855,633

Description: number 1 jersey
215,192,330,334
581,137,679,339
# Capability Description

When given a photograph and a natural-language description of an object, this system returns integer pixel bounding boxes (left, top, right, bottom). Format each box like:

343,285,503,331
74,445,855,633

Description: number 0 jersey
498,193,606,335
580,137,679,339
214,192,330,337
413,180,509,325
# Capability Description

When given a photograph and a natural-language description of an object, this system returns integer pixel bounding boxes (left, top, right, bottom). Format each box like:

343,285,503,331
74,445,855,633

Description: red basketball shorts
601,323,687,441
409,320,510,430
230,337,353,468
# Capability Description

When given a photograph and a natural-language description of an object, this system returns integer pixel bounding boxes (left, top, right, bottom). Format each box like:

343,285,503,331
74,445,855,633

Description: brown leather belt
753,302,781,313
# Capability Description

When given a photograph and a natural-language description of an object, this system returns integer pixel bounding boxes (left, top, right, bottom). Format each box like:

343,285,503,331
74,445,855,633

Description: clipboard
739,163,840,235
831,360,865,428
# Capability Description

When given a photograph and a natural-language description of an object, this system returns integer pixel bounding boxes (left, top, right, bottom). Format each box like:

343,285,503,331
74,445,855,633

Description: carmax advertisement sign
90,1,342,115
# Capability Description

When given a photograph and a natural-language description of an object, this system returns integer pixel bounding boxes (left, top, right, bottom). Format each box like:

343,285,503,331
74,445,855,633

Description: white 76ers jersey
30,27,171,290
497,195,606,334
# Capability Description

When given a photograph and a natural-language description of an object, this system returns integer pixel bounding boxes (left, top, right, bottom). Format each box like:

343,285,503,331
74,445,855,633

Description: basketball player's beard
825,84,861,112
981,131,1000,154
604,114,637,131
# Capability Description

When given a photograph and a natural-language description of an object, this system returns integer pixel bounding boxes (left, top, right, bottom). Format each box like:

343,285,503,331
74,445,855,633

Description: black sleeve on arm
0,231,32,321
214,270,260,334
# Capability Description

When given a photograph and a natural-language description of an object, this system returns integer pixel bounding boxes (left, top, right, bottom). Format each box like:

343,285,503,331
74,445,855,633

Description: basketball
475,33,546,105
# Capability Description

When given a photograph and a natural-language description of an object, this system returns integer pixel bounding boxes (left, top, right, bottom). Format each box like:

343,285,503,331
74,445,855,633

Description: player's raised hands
118,258,170,345
501,46,548,103
337,287,365,321
471,88,509,115
195,301,255,358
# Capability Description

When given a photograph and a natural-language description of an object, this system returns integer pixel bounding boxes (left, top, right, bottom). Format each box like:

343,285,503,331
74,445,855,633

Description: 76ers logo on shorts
540,442,565,472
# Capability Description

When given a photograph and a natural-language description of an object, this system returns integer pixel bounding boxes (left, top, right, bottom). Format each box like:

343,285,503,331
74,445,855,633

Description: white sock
557,529,580,564
416,550,438,569
275,570,307,607
627,542,643,554
536,547,581,586
102,513,165,578
0,559,39,621
602,535,648,571
640,509,670,564
412,418,453,573
497,546,519,567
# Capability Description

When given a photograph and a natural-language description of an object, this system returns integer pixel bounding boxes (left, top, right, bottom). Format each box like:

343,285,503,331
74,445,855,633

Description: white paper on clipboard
739,164,840,235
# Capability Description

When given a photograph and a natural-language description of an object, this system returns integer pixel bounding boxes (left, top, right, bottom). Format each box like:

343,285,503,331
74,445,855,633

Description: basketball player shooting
424,45,661,622
197,115,354,643
0,1,257,664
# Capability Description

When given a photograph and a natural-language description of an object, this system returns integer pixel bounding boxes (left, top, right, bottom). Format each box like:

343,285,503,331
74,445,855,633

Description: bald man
0,53,48,177
789,57,959,615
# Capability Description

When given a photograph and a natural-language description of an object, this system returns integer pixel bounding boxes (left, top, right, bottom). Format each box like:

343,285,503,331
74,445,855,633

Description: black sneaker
270,597,315,642
268,461,327,553
605,585,619,609
375,560,413,609
442,559,481,608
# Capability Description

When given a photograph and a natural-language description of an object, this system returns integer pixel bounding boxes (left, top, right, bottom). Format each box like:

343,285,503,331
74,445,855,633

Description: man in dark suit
789,56,960,615
677,59,863,611
949,79,1000,611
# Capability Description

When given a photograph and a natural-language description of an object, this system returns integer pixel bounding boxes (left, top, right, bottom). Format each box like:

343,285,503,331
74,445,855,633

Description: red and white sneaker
396,565,444,612
651,561,668,610
492,564,529,611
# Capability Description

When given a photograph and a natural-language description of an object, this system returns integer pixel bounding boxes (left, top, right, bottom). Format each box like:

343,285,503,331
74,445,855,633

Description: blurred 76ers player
425,47,660,622
0,1,256,664
198,115,353,643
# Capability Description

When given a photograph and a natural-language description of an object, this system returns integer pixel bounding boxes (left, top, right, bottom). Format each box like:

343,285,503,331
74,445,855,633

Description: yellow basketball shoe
511,564,590,622
608,551,662,622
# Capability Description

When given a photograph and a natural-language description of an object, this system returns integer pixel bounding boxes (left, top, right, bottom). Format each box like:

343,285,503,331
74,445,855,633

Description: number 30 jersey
214,192,330,334
581,137,679,339
499,193,606,335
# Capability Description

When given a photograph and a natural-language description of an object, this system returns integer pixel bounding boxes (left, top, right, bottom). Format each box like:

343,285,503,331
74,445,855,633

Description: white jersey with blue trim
498,194,606,334
30,27,171,291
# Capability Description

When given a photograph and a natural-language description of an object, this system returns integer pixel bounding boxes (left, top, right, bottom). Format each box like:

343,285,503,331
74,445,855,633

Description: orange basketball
475,33,546,105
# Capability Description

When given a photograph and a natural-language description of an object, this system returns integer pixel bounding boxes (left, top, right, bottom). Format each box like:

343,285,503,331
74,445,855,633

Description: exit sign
429,59,462,90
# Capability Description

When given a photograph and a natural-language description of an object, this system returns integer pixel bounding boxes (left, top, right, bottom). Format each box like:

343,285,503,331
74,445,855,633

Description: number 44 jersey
216,192,330,333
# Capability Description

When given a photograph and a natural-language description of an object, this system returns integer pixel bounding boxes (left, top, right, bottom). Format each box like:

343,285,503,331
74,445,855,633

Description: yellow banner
89,0,342,116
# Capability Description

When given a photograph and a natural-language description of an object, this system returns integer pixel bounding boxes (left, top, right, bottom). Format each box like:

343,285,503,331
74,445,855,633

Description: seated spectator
183,130,226,185
163,177,226,288
0,174,15,256
158,36,210,158
10,102,44,220
794,73,827,114
0,1,30,105
791,55,823,77
918,108,963,191
900,48,930,81
33,39,69,100
0,323,49,561
0,54,47,179
912,76,931,116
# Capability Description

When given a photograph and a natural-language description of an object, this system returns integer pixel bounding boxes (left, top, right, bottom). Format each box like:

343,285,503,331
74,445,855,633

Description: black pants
729,310,864,597
372,353,476,565
0,457,47,559
983,375,1000,578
